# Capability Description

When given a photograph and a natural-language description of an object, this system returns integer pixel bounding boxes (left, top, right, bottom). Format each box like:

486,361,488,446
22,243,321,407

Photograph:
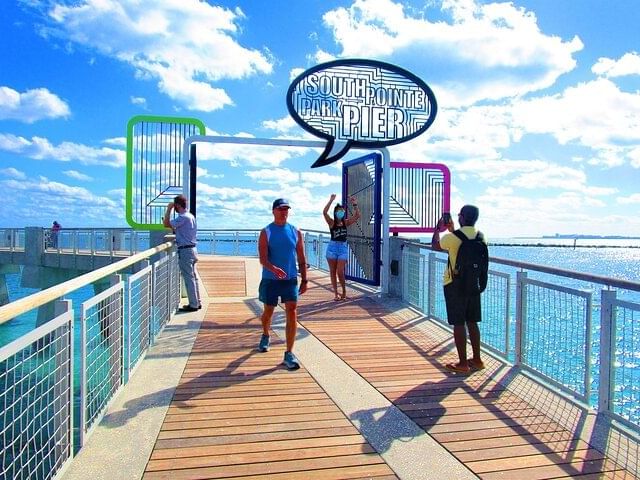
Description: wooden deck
144,257,637,479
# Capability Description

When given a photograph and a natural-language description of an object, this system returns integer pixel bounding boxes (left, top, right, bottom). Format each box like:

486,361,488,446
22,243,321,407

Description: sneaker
258,334,270,352
179,305,199,312
283,351,300,370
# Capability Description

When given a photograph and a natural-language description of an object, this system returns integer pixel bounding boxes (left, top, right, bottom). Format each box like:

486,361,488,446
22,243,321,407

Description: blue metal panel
342,152,382,286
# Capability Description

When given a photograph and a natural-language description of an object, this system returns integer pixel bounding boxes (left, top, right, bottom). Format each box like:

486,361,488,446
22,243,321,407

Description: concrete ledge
61,301,208,480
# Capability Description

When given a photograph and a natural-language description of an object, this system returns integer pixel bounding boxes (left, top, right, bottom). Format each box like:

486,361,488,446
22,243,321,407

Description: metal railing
400,240,640,432
0,241,180,480
44,228,150,256
0,228,24,251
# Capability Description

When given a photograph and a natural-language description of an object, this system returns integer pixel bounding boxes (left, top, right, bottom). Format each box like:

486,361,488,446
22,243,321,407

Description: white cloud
245,168,300,185
244,167,340,188
0,176,119,224
63,169,93,181
262,116,298,135
511,78,640,163
130,96,147,107
193,182,326,230
0,86,70,123
0,133,124,167
0,167,27,179
45,0,273,112
103,137,126,147
319,0,582,105
592,52,640,78
196,166,224,180
618,194,640,205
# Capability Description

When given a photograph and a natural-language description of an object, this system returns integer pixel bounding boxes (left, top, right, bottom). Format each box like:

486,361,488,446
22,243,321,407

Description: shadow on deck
64,256,640,480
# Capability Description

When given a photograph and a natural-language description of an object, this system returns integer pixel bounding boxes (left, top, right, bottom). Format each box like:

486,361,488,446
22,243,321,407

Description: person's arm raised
323,194,336,227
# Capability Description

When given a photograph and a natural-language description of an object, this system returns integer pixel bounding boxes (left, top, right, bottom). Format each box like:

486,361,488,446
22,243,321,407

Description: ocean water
2,238,639,348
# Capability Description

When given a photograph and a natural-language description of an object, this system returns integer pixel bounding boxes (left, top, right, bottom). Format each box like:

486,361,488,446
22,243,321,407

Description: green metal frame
125,115,205,230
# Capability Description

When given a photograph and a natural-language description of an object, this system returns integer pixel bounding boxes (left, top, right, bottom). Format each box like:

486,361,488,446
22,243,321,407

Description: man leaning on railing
163,195,201,312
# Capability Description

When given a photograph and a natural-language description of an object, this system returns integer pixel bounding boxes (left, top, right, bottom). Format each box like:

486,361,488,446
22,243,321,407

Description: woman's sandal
334,295,341,301
444,363,471,374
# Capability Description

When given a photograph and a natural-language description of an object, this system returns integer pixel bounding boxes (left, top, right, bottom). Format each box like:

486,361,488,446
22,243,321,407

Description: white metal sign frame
181,135,391,294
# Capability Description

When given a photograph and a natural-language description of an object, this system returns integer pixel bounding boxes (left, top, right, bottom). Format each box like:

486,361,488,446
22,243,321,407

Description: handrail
401,239,640,292
0,241,174,325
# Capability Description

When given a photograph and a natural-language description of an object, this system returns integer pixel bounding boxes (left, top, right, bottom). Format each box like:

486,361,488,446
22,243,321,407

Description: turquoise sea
1,237,639,348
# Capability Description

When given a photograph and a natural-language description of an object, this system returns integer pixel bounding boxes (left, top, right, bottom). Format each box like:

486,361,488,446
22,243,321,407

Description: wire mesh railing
127,265,153,378
80,281,124,447
399,239,640,431
0,305,74,480
0,241,179,479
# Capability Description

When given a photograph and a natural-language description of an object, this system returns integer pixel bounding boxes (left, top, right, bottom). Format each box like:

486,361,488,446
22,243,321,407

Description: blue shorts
326,240,348,261
259,279,298,306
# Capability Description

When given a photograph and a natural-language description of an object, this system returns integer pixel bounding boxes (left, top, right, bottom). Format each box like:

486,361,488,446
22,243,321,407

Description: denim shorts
259,279,298,306
326,240,348,261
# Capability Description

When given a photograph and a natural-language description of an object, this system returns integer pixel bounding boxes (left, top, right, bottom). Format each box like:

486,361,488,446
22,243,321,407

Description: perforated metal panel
389,162,450,233
125,115,205,230
342,153,382,286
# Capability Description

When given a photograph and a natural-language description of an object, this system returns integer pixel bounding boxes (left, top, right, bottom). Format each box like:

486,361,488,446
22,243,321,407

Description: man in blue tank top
257,198,308,370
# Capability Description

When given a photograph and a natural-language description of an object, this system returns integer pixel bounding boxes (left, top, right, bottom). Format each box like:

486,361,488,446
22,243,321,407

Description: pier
1,231,640,479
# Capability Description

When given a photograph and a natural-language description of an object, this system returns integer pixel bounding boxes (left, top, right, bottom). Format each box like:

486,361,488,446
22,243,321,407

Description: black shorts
443,283,481,326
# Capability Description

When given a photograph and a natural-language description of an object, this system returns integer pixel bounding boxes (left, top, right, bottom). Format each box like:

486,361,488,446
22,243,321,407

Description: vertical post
515,271,528,367
599,289,616,414
80,301,87,447
381,149,391,295
53,299,73,460
505,276,512,357
189,143,197,217
428,252,436,318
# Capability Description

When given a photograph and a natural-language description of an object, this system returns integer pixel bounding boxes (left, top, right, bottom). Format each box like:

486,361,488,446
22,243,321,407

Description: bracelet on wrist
301,280,308,283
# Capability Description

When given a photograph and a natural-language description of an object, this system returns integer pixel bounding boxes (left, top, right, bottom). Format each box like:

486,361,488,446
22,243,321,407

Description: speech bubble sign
287,59,437,168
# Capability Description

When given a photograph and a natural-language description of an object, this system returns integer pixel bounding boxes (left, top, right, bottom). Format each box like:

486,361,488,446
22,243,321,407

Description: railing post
599,288,616,415
428,252,436,318
54,299,73,458
515,271,528,367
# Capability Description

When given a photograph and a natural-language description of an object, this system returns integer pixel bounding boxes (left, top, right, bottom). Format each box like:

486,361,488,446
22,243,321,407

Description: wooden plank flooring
144,257,637,479
143,259,397,479
296,272,637,480
197,257,247,297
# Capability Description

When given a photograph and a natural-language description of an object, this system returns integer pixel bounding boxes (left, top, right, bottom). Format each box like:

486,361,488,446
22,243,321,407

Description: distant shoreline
540,235,640,240
493,243,640,248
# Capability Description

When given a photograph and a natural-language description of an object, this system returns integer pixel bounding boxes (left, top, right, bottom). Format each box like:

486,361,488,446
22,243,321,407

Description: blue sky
0,0,639,238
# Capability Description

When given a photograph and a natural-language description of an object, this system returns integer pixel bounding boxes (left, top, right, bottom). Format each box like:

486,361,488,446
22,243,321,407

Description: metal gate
342,152,383,286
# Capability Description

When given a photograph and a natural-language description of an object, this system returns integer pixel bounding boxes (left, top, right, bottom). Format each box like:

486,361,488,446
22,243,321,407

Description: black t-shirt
330,224,348,242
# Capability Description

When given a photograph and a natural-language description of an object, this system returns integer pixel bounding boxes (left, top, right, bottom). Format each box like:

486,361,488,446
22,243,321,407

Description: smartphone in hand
442,212,452,224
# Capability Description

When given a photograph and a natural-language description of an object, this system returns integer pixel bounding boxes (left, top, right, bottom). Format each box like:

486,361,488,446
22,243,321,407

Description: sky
0,0,639,239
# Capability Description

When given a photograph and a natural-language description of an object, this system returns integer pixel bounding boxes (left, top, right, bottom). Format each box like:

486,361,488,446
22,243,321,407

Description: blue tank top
262,223,299,280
